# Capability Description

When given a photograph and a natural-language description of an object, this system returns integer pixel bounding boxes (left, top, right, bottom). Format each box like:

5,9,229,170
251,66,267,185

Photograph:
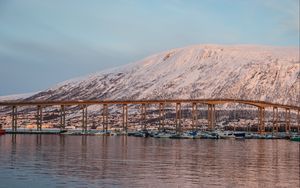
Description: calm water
0,135,299,188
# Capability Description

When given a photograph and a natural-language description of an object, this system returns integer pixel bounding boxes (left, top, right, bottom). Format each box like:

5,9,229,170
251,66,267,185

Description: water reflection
0,135,299,188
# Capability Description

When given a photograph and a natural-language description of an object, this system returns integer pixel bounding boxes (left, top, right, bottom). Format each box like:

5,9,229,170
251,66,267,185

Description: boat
234,132,246,139
209,132,220,139
0,129,5,135
153,132,173,138
198,131,220,139
94,130,109,136
290,135,300,142
252,133,264,139
128,130,150,137
169,133,183,139
181,131,198,139
245,133,253,139
217,131,235,139
94,130,117,136
116,131,128,136
265,134,274,139
168,131,203,139
61,130,93,135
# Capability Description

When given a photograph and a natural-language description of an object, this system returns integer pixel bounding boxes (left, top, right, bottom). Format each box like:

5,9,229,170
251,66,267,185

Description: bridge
0,99,299,134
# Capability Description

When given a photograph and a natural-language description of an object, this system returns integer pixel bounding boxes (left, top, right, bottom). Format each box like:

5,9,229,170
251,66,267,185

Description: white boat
94,130,113,136
245,133,254,139
153,132,173,138
180,132,194,139
217,131,235,139
197,131,219,139
181,131,198,139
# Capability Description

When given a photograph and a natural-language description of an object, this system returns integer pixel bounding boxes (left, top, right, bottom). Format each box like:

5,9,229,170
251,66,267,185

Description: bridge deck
0,98,299,110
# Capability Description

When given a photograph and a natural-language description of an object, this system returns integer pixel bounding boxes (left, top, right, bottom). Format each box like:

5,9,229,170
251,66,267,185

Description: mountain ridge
6,44,300,106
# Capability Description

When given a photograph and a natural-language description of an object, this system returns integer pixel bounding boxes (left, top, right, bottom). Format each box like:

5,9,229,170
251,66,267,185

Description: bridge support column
258,107,265,134
207,105,211,130
297,110,300,133
192,103,197,131
141,104,147,131
102,104,108,133
12,106,17,132
285,108,290,133
213,105,216,130
175,103,181,134
207,104,215,131
82,105,88,133
0,112,2,130
272,107,278,133
122,104,128,132
60,105,66,130
37,105,43,131
159,103,165,131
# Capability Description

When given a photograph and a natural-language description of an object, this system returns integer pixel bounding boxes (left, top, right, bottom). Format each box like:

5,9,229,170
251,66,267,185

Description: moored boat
0,129,5,135
198,131,220,139
245,133,253,139
290,135,300,142
128,130,150,137
153,132,173,138
234,132,246,139
169,133,182,139
181,131,198,139
217,131,235,139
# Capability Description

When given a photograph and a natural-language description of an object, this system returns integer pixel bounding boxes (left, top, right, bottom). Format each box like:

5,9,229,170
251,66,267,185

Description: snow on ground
0,92,38,101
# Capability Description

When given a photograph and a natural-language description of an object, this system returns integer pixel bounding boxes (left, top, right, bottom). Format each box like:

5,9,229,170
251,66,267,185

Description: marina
2,128,299,142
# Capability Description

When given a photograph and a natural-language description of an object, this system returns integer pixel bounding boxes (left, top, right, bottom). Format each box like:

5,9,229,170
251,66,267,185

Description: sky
0,0,299,96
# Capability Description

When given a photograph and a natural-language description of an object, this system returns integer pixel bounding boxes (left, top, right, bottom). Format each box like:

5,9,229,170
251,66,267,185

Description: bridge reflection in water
0,99,299,134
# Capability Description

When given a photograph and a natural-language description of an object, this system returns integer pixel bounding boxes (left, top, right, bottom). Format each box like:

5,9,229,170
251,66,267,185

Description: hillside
17,44,300,106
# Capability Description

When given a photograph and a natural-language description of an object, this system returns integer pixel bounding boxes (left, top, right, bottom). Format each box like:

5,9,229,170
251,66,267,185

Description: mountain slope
0,92,38,101
25,44,300,106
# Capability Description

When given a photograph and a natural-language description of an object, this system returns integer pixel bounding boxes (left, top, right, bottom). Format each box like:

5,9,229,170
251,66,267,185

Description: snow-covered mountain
25,44,300,106
0,92,38,101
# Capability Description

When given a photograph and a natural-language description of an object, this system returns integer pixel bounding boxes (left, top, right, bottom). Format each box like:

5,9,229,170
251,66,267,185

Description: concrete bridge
0,99,299,134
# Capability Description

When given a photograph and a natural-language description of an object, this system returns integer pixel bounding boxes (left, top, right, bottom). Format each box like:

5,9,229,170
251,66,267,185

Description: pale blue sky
0,0,299,95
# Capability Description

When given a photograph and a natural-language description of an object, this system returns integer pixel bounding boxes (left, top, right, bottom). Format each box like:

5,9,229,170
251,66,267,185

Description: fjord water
0,135,299,188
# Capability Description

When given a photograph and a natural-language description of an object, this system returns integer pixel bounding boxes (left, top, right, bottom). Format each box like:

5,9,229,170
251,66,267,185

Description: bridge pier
207,104,215,131
297,110,300,133
122,104,128,132
102,104,108,132
175,103,181,133
82,105,88,132
258,107,265,134
272,107,278,133
192,103,197,131
285,108,291,133
207,105,211,130
12,106,17,132
60,105,66,130
159,103,165,131
36,105,43,131
0,111,2,130
141,104,147,131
